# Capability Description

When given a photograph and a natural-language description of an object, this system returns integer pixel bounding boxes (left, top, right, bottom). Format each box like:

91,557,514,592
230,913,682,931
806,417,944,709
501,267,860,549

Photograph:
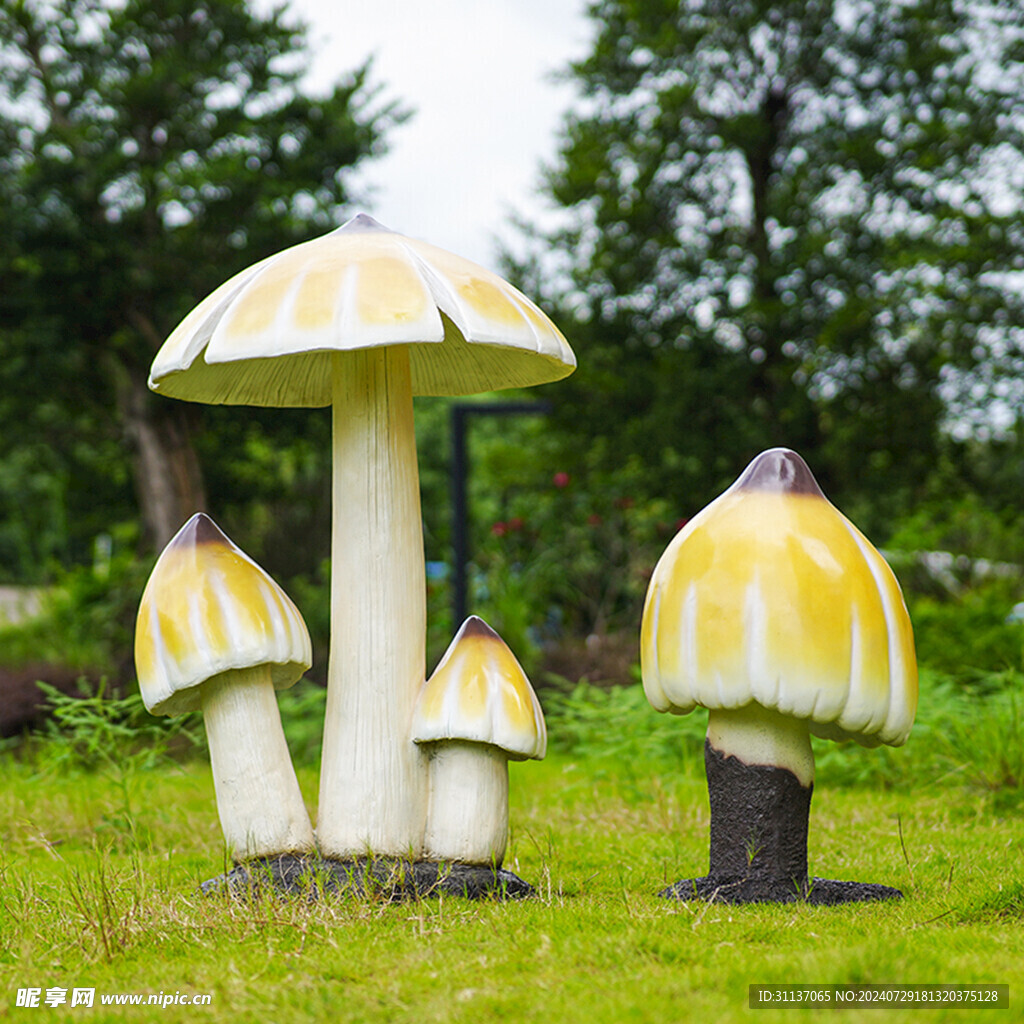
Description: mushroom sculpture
148,215,574,861
412,616,546,867
640,448,917,904
135,513,314,863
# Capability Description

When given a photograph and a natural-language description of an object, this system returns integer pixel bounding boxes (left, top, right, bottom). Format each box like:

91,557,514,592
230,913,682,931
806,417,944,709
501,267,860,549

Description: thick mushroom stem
317,347,429,858
422,742,509,866
201,666,315,862
706,705,815,788
703,706,813,893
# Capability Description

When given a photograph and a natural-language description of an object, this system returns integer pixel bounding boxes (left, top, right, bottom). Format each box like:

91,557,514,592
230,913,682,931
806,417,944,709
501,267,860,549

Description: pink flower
553,471,570,488
508,517,524,532
491,521,508,537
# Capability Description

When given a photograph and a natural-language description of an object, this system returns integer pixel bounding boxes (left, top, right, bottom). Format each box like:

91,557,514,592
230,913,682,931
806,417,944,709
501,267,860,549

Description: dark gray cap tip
733,448,825,497
458,615,502,642
336,213,392,234
172,511,230,549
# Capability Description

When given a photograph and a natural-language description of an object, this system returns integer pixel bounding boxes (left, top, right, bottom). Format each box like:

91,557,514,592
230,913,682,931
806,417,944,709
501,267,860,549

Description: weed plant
28,682,199,775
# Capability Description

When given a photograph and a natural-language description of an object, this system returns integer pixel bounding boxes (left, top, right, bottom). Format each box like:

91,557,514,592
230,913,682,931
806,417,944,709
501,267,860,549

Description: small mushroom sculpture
640,448,917,904
135,513,315,863
148,214,574,860
412,616,546,866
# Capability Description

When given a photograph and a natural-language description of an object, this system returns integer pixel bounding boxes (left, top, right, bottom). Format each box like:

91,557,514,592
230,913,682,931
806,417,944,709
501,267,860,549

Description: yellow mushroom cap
134,513,312,716
148,214,575,406
640,448,917,747
412,616,547,760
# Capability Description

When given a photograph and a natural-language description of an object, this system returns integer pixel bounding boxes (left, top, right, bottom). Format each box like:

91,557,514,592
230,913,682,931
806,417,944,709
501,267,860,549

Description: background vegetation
1,0,1021,687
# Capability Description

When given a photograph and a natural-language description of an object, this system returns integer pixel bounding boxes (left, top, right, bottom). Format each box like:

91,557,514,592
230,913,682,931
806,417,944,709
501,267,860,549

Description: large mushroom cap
135,513,312,716
640,448,917,747
148,214,575,406
412,616,546,761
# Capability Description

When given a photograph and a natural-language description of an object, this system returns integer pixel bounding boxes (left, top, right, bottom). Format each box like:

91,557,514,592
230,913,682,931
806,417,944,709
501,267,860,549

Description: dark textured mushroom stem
659,741,903,905
704,741,812,897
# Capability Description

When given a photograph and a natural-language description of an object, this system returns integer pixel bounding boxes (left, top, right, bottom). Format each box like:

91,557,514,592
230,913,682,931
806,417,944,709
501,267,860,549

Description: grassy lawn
2,721,1023,1023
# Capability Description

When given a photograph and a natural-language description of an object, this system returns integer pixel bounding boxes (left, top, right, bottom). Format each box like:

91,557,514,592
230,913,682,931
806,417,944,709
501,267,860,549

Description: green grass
2,727,1023,1023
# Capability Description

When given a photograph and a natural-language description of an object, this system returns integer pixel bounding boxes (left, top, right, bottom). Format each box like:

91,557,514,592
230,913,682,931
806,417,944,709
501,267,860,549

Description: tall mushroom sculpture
135,513,315,863
148,215,575,860
641,448,917,904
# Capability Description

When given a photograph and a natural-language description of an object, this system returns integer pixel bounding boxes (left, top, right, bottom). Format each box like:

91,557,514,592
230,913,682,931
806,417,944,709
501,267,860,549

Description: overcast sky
284,0,592,270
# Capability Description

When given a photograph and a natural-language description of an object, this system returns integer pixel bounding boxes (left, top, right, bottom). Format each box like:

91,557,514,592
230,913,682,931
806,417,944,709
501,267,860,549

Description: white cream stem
317,347,429,858
201,665,315,861
423,743,509,866
706,704,815,788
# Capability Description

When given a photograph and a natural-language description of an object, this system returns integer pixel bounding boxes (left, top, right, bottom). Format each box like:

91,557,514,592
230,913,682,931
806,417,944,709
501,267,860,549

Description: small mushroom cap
640,448,917,747
134,513,312,716
412,616,546,760
149,214,575,406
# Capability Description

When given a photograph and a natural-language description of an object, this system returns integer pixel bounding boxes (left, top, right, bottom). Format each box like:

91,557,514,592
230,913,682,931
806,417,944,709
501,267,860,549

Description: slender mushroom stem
422,742,510,866
706,705,815,788
201,665,315,862
317,347,429,858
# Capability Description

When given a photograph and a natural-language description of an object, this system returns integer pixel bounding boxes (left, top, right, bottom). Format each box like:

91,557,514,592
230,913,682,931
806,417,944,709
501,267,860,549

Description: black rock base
659,875,903,905
200,854,535,901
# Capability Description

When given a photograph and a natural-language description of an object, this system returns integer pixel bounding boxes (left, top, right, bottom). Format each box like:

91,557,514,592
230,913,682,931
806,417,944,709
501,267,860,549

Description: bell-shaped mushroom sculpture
641,448,917,904
148,215,574,861
412,616,546,867
135,513,315,863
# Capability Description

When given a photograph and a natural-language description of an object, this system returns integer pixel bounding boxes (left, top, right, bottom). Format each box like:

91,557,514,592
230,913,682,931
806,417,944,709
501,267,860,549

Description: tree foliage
519,0,1024,530
0,0,404,573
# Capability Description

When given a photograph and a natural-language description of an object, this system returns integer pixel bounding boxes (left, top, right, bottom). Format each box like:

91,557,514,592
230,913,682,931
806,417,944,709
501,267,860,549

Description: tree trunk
116,359,207,551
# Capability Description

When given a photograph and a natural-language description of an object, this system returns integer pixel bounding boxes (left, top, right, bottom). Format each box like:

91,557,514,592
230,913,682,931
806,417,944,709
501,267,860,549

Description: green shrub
28,680,199,774
0,551,152,675
542,674,704,772
277,679,328,768
471,460,678,671
903,583,1023,675
884,491,1024,569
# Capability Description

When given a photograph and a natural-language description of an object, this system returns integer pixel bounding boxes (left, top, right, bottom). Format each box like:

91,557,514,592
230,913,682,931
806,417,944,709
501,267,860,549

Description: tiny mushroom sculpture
148,215,574,862
640,448,917,904
411,616,546,866
135,512,315,863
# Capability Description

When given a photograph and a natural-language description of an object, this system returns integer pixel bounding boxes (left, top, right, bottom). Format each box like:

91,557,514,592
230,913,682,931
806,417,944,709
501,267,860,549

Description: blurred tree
516,0,1024,530
0,0,405,567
